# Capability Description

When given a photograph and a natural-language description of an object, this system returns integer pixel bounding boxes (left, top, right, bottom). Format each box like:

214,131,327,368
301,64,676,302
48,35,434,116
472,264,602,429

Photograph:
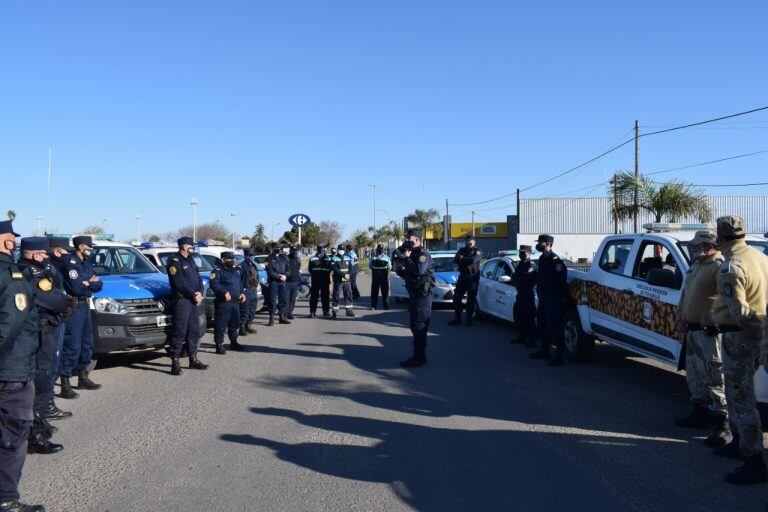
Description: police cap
519,244,533,253
716,216,745,238
221,251,235,260
0,220,20,237
405,228,422,238
691,230,717,248
465,234,476,241
72,235,93,247
20,236,49,252
177,236,194,248
337,244,345,250
49,236,75,250
316,244,324,252
536,234,554,244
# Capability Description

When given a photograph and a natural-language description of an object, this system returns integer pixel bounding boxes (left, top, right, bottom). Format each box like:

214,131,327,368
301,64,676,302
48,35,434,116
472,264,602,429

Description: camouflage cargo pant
722,331,764,457
685,330,727,414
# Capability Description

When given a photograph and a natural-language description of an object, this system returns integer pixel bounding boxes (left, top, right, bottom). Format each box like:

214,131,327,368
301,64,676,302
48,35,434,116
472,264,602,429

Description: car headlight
93,298,129,315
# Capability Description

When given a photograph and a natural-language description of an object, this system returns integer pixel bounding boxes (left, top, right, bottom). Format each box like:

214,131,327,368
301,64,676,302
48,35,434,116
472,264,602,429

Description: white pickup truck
561,223,768,421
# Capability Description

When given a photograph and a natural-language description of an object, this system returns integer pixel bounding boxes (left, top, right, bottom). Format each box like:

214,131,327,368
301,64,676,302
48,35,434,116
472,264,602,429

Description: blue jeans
61,301,94,377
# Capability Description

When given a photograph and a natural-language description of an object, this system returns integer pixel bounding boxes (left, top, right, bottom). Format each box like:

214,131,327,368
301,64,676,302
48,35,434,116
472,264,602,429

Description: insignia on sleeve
14,293,28,311
209,272,216,279
69,269,79,279
169,266,177,276
38,278,53,292
723,284,734,297
419,255,426,263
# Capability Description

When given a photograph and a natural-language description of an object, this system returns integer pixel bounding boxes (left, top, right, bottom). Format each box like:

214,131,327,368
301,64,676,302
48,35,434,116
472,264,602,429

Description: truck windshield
92,246,158,275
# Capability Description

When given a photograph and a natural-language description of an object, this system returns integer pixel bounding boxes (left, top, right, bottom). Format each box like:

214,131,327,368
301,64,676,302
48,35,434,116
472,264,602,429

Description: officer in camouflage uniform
705,215,768,484
674,230,729,447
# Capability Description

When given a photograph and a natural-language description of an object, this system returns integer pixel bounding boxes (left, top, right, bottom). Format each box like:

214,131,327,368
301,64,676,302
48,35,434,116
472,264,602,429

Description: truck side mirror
647,268,675,288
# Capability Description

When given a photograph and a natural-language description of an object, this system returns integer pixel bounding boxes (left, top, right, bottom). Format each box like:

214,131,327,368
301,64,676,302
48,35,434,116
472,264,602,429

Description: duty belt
715,325,741,333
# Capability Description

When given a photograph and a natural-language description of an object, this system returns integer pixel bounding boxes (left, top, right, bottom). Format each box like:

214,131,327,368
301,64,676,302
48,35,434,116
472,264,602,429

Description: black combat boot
725,453,768,484
400,350,427,368
28,416,63,455
675,404,710,429
76,370,101,391
215,342,227,355
230,339,244,351
346,309,356,317
713,429,744,459
170,357,183,376
447,309,462,326
705,412,732,447
180,344,189,358
189,354,208,370
287,313,294,320
44,397,72,421
59,377,79,400
309,311,316,318
267,313,275,326
279,315,291,324
0,499,46,511
246,323,257,334
239,324,248,336
332,311,337,319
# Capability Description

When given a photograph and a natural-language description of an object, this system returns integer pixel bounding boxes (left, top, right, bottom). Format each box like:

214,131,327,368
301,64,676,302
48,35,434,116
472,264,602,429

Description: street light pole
191,198,199,242
136,213,142,242
231,211,237,250
368,184,377,233
35,214,43,236
271,222,281,241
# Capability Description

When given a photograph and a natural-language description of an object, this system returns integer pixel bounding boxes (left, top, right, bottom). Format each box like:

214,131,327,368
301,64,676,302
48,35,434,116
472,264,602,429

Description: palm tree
6,210,16,221
389,221,404,246
610,171,712,225
404,208,442,248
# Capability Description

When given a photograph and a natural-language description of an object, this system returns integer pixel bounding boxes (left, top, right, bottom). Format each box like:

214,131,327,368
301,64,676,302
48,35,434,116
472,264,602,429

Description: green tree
404,208,442,248
389,221,404,245
609,172,712,225
175,222,231,243
281,222,321,248
6,210,16,221
82,225,106,234
351,228,373,251
250,223,268,253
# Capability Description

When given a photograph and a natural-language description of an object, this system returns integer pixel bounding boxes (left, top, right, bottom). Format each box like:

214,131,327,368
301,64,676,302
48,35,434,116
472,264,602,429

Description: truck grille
121,298,163,316
127,324,168,337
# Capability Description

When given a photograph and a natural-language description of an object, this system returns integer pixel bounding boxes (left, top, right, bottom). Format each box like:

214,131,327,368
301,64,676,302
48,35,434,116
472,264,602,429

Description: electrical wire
645,148,768,176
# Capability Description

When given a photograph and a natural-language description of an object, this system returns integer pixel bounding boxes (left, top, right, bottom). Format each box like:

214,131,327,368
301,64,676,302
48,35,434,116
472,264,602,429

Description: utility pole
136,213,142,242
35,215,43,236
634,119,639,232
612,174,618,234
471,210,476,236
368,184,377,234
231,211,237,250
516,188,520,233
191,198,199,242
444,198,449,245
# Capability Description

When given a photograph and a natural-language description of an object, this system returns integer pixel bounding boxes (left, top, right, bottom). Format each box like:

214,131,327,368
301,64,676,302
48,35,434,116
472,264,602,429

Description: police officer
331,244,355,318
42,237,74,421
369,244,392,310
704,216,768,484
347,244,361,300
397,229,435,367
266,244,291,326
18,237,68,455
529,234,569,366
59,235,103,398
510,245,538,346
674,231,729,447
308,245,332,318
449,234,482,326
166,237,208,376
210,251,246,354
0,220,47,512
285,245,301,319
238,249,260,336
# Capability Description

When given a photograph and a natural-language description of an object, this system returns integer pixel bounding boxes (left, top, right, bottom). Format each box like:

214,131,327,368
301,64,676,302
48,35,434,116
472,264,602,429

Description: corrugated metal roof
520,196,768,234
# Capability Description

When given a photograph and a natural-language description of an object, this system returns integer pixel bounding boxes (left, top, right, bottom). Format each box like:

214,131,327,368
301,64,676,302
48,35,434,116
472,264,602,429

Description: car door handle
621,288,634,296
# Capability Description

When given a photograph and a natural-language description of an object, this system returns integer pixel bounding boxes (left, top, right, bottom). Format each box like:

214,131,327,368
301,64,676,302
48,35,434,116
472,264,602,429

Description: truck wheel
563,309,594,362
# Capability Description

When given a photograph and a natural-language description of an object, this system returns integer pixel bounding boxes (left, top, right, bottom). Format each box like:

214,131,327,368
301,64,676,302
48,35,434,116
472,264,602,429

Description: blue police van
87,239,206,353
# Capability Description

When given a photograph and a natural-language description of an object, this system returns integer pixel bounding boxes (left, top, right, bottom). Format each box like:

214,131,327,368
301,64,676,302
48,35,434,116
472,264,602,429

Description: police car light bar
643,223,715,232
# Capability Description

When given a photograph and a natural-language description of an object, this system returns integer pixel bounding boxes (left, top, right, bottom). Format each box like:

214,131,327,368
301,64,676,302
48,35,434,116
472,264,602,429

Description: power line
646,148,768,176
450,104,768,206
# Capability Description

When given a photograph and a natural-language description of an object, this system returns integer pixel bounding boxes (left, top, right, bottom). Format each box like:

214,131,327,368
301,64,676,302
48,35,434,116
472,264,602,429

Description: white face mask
338,250,345,256
282,248,289,255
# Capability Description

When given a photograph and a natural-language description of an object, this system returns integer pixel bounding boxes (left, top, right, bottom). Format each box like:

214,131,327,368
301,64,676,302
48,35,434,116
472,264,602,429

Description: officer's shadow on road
96,349,171,373
219,406,693,512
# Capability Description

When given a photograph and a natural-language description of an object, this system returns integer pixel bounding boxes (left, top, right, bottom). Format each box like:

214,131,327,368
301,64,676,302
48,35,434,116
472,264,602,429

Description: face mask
223,260,234,268
520,253,528,261
82,248,93,258
282,248,289,255
338,250,345,256
188,247,195,254
376,249,383,255
535,244,545,252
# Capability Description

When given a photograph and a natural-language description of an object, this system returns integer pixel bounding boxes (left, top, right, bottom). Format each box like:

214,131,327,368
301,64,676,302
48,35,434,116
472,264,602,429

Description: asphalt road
21,275,767,512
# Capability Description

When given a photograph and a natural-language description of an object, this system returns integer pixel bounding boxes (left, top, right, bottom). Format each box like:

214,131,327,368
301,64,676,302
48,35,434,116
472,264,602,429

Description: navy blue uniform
209,265,243,345
167,252,204,357
286,252,302,317
308,253,332,315
19,259,68,419
267,252,291,316
512,259,538,342
348,250,361,299
238,257,260,329
535,251,568,358
453,246,482,320
60,253,103,378
331,254,354,313
369,253,392,308
403,248,435,353
0,252,39,503
48,254,72,389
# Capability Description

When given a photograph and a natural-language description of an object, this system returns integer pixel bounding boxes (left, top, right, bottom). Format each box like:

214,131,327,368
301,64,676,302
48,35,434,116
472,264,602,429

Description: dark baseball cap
20,236,49,252
72,235,93,247
48,236,75,250
0,220,20,237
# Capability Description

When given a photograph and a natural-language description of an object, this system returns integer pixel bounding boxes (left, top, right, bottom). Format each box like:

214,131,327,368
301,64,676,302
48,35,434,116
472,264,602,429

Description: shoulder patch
68,269,79,279
169,266,177,276
38,278,53,292
419,255,427,263
723,284,734,297
210,272,216,279
14,293,28,311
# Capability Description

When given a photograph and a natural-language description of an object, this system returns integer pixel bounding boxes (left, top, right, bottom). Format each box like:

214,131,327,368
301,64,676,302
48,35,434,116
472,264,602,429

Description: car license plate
156,315,170,327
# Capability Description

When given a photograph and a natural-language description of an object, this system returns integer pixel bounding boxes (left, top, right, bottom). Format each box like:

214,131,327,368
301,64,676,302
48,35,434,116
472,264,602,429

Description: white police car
89,241,206,353
389,250,459,303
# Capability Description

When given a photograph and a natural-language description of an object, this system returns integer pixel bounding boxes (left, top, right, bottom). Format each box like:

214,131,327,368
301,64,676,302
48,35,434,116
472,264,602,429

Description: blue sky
2,1,767,240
